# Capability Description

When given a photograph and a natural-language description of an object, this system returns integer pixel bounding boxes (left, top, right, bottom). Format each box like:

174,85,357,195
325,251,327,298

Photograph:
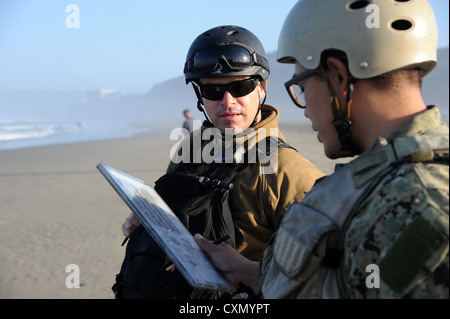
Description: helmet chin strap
318,65,357,158
191,82,213,126
251,80,266,127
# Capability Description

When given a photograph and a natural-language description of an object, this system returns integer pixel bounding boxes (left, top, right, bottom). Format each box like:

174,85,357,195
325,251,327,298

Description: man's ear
258,79,267,101
325,57,350,98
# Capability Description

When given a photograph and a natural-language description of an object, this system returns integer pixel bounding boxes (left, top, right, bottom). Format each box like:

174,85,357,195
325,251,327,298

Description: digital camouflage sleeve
341,108,449,299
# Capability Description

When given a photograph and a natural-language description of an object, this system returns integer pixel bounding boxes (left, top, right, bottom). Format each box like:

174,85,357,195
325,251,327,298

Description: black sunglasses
197,77,259,101
284,69,318,108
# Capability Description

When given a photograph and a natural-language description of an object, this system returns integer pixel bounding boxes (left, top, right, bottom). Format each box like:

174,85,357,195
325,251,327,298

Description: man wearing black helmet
183,25,271,134
121,25,324,297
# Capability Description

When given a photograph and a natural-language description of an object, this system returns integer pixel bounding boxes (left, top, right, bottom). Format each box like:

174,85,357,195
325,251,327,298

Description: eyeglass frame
284,68,318,108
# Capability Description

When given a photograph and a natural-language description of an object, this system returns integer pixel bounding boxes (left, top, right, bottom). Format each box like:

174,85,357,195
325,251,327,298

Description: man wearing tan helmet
195,0,449,298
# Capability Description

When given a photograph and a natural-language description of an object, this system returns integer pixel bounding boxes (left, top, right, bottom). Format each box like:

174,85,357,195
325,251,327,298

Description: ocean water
0,117,150,151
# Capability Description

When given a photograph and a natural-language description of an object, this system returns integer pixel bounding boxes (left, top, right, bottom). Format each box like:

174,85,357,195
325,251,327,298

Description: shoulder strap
264,136,296,152
233,135,296,174
392,135,449,162
181,136,296,188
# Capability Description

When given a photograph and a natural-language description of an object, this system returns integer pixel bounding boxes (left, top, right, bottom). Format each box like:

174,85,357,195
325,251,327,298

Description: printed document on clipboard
97,163,233,292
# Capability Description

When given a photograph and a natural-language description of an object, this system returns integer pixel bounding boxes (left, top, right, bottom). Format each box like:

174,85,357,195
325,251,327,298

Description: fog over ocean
1,48,448,151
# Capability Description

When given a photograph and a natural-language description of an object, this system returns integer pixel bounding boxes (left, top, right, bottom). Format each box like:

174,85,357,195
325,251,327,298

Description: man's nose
221,91,236,105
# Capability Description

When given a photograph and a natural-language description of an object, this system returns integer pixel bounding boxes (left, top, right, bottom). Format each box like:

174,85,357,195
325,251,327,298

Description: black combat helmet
184,25,270,83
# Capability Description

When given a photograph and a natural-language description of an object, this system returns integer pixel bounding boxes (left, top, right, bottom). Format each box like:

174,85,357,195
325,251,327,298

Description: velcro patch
379,216,447,293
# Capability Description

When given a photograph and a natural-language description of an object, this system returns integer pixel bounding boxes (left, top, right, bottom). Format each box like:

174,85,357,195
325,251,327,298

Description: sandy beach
0,122,350,299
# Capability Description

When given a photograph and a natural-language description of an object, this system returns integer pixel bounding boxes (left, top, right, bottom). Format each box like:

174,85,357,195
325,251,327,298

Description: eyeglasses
197,77,259,101
284,69,318,108
186,45,267,74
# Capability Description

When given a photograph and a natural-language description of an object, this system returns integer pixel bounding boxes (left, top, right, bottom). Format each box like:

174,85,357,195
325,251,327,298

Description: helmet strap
191,82,213,124
251,79,267,127
318,65,356,157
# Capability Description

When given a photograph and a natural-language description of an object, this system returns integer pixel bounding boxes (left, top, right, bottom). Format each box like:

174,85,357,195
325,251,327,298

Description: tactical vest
113,136,294,299
259,134,449,299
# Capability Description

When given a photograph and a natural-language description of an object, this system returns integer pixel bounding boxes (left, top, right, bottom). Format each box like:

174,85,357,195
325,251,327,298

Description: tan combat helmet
278,0,438,78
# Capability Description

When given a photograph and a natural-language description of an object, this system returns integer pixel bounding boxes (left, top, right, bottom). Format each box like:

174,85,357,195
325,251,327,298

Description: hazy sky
0,0,448,94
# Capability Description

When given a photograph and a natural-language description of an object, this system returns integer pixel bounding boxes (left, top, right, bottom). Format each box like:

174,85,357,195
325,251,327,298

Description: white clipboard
97,163,233,292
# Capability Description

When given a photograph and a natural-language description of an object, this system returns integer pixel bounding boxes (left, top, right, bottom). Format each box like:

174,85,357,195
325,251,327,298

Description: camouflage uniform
259,106,449,299
341,106,449,298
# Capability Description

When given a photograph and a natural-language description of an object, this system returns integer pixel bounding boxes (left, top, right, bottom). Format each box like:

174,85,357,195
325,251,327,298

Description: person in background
182,109,198,133
195,0,449,299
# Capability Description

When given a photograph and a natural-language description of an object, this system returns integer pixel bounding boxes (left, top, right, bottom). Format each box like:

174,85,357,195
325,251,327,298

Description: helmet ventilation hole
227,30,238,36
392,19,413,31
349,0,369,10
